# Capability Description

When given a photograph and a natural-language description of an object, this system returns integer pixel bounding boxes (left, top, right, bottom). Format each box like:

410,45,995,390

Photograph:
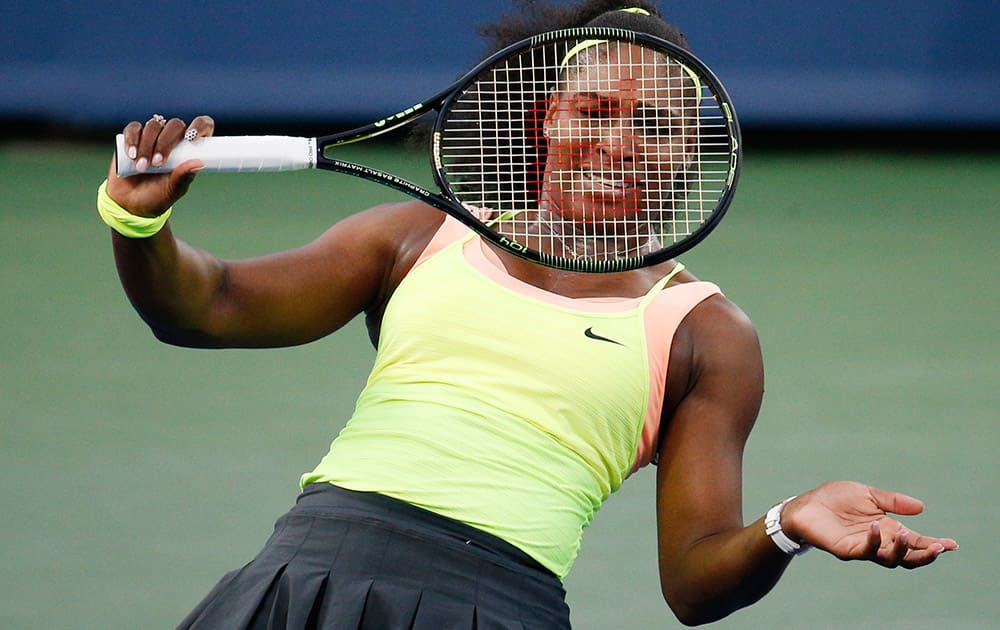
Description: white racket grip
115,134,317,177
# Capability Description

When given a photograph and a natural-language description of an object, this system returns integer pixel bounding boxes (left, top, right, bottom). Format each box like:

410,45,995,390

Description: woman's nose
594,118,640,160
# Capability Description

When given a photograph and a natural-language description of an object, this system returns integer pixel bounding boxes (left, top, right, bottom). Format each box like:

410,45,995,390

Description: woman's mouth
581,170,641,193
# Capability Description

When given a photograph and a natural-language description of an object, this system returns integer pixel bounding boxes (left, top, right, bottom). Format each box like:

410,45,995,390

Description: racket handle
115,134,317,177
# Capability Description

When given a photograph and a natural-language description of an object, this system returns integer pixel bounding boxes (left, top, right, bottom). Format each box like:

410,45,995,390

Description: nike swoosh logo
584,327,625,346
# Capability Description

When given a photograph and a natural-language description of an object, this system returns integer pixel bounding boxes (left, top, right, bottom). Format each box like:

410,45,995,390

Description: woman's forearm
661,515,793,626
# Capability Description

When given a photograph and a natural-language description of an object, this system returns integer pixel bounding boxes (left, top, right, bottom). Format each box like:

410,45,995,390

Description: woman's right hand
106,114,215,217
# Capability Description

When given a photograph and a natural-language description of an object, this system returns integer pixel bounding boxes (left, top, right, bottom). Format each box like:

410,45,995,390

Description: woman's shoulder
342,200,445,260
659,265,756,339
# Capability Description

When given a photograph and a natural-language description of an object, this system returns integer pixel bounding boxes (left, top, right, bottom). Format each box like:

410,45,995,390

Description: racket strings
438,36,733,266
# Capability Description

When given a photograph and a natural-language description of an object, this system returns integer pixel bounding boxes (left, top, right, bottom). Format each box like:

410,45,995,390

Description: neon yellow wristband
96,179,172,238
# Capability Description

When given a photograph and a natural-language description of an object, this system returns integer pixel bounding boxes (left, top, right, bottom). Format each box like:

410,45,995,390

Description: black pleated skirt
177,483,571,629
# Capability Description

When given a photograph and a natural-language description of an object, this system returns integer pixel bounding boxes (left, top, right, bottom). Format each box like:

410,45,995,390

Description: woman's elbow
661,584,739,627
664,599,715,627
148,321,224,349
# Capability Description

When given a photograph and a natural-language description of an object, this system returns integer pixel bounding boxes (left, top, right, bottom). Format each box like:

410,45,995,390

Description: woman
101,1,956,627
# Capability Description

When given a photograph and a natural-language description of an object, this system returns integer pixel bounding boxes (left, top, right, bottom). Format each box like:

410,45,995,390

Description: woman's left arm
653,296,957,626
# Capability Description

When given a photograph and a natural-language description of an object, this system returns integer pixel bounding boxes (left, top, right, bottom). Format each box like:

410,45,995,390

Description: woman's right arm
105,115,438,349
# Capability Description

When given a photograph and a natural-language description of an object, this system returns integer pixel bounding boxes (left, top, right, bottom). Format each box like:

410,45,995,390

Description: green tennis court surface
1,141,996,629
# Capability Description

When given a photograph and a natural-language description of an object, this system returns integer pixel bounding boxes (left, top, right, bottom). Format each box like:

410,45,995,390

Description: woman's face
542,43,697,225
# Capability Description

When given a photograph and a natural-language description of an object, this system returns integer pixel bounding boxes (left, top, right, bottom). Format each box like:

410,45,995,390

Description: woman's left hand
780,481,958,569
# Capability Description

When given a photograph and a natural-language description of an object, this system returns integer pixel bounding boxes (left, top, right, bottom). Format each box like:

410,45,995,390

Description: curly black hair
478,0,689,53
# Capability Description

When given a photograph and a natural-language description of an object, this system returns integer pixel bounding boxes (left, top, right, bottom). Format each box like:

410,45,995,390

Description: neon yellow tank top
302,218,721,578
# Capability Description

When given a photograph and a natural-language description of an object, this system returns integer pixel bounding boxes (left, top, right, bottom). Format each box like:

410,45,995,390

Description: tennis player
100,1,957,627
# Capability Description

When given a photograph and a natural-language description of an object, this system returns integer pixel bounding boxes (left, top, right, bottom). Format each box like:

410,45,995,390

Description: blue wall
3,1,998,128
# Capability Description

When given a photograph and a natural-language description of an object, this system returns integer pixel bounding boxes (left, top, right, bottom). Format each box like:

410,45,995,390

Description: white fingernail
152,153,164,167
136,157,149,173
128,146,137,159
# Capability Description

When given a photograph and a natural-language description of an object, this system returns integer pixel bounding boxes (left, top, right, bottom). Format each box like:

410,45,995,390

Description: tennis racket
116,27,741,273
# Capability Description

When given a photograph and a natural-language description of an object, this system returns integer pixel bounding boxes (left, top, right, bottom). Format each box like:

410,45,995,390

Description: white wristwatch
764,496,811,556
